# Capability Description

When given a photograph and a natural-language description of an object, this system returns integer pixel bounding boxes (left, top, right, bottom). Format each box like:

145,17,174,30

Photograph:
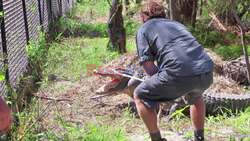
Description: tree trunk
168,0,198,26
239,26,250,84
58,0,63,16
199,0,203,16
107,0,126,53
191,0,198,27
124,0,130,11
135,0,142,4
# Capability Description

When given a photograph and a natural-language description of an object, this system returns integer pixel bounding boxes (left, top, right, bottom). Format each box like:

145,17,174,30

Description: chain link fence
0,0,75,95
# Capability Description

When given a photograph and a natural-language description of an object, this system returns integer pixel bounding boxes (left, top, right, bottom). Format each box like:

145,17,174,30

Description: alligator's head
95,66,144,97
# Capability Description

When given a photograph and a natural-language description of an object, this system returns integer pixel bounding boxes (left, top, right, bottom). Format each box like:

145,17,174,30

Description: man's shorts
134,71,213,109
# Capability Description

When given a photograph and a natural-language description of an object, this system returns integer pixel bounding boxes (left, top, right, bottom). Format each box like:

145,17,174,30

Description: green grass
190,25,250,60
82,123,128,141
44,121,129,141
9,98,44,141
168,107,250,140
44,37,116,80
56,17,108,37
75,0,110,19
44,37,136,81
125,20,141,36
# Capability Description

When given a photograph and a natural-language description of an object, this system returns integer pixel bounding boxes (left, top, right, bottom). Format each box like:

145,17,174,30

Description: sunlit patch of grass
159,106,250,140
75,0,110,22
44,36,136,81
44,37,118,80
127,37,136,52
43,115,129,141
204,107,250,140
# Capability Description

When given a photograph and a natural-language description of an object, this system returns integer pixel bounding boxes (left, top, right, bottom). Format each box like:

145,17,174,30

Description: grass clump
45,119,128,141
83,123,128,141
75,0,109,19
205,108,250,139
190,25,250,60
26,31,47,80
44,37,119,80
125,20,141,36
214,44,243,60
9,98,46,141
44,36,136,81
57,17,108,37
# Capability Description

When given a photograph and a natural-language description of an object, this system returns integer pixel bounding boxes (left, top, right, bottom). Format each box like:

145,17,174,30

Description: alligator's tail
204,92,250,114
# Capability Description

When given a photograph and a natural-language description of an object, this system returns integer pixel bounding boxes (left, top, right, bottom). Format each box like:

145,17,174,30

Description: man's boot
194,129,204,141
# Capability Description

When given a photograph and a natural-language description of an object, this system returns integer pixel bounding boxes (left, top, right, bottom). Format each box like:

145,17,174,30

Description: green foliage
214,44,243,60
206,0,231,14
26,30,47,79
9,98,45,141
205,0,250,22
44,119,128,141
125,20,140,36
206,107,250,135
190,25,223,48
190,24,250,60
0,70,5,81
236,0,250,21
75,0,109,18
170,106,189,120
226,107,250,134
44,37,119,80
0,11,3,18
82,123,128,141
57,17,108,37
26,31,46,63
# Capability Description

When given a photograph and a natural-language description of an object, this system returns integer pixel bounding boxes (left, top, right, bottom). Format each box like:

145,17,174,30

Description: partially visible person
0,97,12,134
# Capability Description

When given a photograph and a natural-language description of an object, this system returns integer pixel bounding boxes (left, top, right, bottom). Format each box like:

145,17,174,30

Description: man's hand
142,61,158,76
0,97,12,133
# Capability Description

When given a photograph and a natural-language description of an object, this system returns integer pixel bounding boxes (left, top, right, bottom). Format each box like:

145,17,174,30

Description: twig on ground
18,101,53,140
33,95,72,102
90,93,116,100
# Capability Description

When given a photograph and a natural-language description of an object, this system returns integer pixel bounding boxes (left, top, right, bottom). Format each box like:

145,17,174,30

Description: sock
194,129,204,141
150,132,162,141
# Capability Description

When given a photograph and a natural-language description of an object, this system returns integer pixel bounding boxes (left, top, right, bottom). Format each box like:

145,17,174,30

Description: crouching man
133,1,213,141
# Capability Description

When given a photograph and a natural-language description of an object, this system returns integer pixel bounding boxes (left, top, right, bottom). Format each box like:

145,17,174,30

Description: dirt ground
37,51,248,141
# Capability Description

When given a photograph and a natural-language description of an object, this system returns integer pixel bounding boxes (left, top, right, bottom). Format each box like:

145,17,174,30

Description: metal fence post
37,0,44,30
21,0,30,43
0,0,9,82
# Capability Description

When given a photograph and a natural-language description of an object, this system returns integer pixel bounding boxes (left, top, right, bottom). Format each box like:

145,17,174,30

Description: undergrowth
190,22,250,60
6,30,48,140
46,121,129,141
166,107,250,140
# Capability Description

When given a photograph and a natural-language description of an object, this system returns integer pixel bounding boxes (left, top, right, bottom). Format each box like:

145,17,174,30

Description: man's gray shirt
136,18,214,77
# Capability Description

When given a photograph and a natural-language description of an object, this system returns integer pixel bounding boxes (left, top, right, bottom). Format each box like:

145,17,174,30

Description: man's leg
190,97,205,141
0,97,12,133
134,95,163,141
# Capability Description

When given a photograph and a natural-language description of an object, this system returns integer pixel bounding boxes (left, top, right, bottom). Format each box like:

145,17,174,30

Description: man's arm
142,61,158,76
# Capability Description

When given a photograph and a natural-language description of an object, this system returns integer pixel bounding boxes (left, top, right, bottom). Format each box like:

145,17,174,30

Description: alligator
94,52,250,115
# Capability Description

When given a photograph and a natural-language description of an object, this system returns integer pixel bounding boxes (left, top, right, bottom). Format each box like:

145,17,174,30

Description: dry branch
209,13,227,31
239,26,250,84
34,95,72,102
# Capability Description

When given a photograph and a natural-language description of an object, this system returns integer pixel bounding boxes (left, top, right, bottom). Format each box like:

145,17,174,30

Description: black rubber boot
194,129,204,141
150,132,164,141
